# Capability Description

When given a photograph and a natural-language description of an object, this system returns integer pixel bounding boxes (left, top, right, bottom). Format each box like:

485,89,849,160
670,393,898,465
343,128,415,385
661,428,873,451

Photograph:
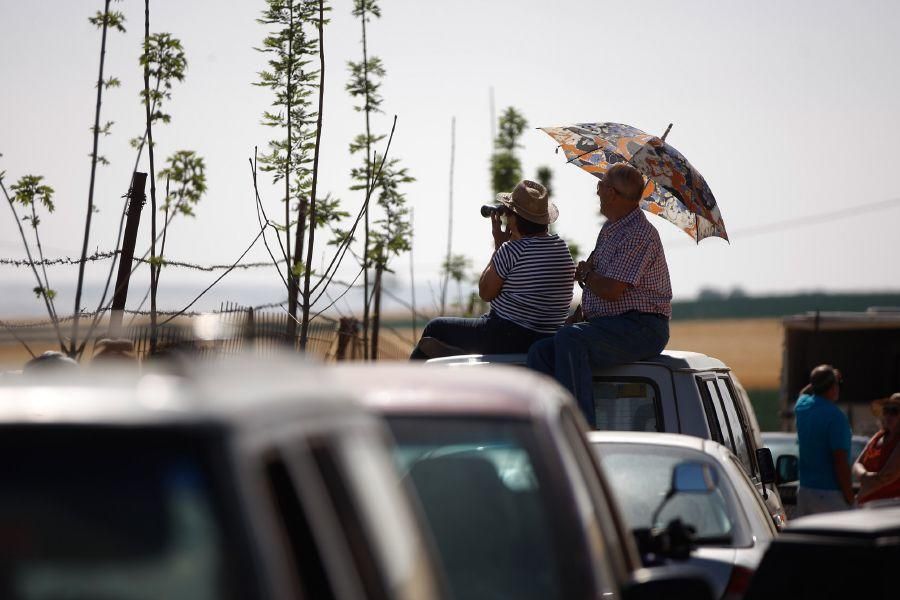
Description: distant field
2,317,784,389
668,318,782,389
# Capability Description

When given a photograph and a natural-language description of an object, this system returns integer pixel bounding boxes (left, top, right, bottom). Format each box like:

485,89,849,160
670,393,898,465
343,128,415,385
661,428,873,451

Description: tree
154,151,207,294
256,0,324,341
1,173,65,350
366,159,413,358
490,107,527,195
71,0,126,356
78,26,202,359
441,253,471,312
347,0,384,358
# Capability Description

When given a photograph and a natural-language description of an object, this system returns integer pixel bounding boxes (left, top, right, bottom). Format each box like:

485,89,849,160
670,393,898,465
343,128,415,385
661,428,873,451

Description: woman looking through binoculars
409,180,575,359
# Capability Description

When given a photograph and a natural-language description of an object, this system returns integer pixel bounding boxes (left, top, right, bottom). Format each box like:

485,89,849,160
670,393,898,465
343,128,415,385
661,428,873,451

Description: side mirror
672,462,717,494
756,447,776,485
776,454,799,484
651,462,716,528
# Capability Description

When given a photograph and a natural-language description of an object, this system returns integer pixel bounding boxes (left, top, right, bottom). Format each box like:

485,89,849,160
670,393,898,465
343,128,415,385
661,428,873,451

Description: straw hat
871,392,900,418
496,180,559,225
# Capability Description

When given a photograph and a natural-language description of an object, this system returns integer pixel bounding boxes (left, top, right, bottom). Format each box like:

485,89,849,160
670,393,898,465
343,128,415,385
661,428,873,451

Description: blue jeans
410,314,550,360
526,312,669,427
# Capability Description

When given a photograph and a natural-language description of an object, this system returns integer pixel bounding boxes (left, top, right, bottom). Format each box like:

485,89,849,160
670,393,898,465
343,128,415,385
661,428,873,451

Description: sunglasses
883,406,900,417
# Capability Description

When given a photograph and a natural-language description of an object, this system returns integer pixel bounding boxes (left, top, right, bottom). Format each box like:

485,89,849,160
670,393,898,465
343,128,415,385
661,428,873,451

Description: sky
2,0,900,318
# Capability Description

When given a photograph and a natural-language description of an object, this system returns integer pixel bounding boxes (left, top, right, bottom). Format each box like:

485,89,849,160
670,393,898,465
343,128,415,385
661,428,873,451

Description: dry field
389,317,784,389
668,318,782,389
2,318,784,389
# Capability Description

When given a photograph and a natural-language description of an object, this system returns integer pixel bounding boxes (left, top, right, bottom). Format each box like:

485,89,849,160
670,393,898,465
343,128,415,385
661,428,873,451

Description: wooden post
109,172,147,336
335,317,359,361
370,266,383,360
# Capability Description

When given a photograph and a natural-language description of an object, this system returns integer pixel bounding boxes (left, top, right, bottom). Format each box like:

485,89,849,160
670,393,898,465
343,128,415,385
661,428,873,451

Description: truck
779,307,900,434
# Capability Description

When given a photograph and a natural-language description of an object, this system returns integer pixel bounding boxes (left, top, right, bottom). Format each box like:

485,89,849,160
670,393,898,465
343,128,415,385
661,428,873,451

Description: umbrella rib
565,145,603,165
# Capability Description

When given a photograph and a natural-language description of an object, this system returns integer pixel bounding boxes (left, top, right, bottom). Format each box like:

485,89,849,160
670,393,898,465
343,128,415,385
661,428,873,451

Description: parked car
590,431,778,600
763,431,870,514
0,359,444,600
340,363,714,600
429,350,787,529
745,502,900,599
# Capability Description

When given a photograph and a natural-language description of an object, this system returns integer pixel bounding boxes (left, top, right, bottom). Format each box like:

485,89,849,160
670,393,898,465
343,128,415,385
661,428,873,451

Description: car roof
0,355,363,431
333,362,570,419
588,430,723,456
785,504,900,538
427,349,729,372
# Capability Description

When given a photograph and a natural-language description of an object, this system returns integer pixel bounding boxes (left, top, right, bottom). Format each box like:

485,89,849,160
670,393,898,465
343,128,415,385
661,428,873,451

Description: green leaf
158,150,207,217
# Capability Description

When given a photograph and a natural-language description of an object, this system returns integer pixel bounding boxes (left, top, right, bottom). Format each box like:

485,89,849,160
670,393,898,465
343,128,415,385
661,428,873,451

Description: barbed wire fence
0,248,416,360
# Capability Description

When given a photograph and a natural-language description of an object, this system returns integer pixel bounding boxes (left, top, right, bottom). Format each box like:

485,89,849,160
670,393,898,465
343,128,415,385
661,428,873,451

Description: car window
595,442,751,547
1,428,247,600
387,416,593,600
325,432,438,600
700,378,734,451
558,406,633,587
265,454,337,600
714,378,755,475
308,440,391,600
591,379,661,431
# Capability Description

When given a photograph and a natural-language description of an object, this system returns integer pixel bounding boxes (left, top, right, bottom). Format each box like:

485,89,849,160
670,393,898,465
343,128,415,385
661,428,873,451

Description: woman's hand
491,212,511,248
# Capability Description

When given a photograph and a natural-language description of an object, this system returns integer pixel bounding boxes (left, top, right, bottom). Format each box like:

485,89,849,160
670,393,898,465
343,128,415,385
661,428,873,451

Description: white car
590,431,778,600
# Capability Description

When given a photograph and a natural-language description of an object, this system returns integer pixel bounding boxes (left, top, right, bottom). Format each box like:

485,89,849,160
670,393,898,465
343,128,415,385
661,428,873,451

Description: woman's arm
860,438,900,492
478,259,504,302
852,435,878,481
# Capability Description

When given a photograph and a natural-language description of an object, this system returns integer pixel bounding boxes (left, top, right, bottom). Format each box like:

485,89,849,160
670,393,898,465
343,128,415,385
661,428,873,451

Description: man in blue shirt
795,364,854,515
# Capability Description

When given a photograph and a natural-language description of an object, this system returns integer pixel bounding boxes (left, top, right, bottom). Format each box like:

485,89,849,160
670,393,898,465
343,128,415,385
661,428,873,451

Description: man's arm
580,267,629,301
832,449,854,505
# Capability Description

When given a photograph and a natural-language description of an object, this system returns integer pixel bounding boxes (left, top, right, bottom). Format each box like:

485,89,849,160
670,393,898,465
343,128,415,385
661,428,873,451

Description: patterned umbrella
541,122,727,242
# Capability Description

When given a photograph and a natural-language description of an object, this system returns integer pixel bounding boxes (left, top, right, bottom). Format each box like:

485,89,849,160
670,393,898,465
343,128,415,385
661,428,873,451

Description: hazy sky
3,0,900,317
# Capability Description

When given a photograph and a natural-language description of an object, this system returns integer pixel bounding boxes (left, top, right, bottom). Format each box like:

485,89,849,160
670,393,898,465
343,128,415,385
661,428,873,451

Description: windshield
594,442,750,547
387,416,592,600
0,427,246,600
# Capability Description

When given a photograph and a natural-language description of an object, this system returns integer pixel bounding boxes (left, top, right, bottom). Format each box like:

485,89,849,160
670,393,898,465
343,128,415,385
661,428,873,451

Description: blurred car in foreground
430,350,787,530
0,359,443,600
590,431,778,600
342,364,714,600
745,502,900,599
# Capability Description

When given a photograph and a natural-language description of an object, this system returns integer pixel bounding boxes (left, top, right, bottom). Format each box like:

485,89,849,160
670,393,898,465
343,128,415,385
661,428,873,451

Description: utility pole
409,207,417,340
440,117,455,314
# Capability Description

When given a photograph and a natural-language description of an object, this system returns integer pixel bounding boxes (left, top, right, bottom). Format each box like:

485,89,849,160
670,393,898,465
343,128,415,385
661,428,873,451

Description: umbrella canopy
541,122,727,242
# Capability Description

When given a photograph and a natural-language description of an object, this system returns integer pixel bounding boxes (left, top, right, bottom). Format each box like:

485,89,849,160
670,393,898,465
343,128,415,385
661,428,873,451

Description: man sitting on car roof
527,163,672,428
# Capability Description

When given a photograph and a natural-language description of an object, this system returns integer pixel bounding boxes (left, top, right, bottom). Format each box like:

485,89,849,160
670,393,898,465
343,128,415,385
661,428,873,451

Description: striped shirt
491,234,575,334
582,208,672,319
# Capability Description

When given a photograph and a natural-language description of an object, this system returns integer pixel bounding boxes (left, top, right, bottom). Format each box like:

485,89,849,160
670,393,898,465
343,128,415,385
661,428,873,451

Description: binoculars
480,205,508,218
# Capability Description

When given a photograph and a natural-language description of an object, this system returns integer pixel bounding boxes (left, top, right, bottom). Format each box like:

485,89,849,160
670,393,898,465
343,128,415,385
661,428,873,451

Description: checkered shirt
581,208,672,319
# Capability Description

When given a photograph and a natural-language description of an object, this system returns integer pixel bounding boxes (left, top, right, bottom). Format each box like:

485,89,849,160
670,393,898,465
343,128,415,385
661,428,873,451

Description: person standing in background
795,364,854,515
